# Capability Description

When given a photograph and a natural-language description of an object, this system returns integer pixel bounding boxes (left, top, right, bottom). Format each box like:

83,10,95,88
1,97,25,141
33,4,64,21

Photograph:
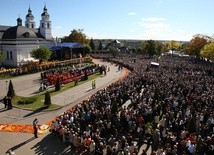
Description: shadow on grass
23,106,49,118
31,133,78,155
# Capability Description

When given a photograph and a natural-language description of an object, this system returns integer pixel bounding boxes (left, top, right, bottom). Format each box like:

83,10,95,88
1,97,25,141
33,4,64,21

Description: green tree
31,47,51,63
0,51,5,64
62,29,89,45
55,78,61,91
84,45,92,54
44,91,51,107
7,80,15,98
141,40,157,57
89,38,95,51
109,47,119,58
98,41,103,50
185,35,208,58
200,42,214,61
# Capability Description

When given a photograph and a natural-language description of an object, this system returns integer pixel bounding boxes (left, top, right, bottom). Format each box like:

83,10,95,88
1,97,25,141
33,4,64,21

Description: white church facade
0,5,53,67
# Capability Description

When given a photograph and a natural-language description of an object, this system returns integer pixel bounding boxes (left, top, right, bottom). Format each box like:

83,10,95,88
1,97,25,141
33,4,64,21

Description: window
42,23,44,28
32,24,34,28
26,24,28,28
47,23,50,28
10,51,12,60
7,51,9,59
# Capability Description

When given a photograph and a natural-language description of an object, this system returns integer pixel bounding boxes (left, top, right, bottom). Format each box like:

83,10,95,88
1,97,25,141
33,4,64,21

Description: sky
1,0,214,41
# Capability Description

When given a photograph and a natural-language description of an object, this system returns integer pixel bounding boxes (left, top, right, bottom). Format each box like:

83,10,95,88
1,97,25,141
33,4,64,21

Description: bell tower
25,6,36,28
40,5,52,40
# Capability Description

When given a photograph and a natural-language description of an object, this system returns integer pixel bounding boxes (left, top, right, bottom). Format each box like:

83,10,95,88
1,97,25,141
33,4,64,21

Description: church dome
2,26,37,40
41,5,49,16
26,7,34,18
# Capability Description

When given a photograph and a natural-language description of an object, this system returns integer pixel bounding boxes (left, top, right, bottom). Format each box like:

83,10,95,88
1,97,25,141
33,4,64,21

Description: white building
0,5,53,67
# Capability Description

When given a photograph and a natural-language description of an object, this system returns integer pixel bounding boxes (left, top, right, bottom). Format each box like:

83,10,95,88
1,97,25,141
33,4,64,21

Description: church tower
40,5,52,40
25,6,36,28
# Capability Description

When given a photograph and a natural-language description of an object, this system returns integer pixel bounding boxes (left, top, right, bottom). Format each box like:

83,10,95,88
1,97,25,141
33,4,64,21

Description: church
0,5,53,67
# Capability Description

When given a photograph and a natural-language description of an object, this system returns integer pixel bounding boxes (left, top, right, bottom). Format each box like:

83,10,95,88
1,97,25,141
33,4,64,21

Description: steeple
17,15,22,26
25,5,35,28
40,4,52,40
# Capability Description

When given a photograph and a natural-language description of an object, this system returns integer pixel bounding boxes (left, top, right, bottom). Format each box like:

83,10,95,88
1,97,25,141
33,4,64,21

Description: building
0,5,53,67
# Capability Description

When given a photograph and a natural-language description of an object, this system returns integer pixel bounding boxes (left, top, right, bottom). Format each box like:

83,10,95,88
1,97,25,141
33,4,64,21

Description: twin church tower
23,5,52,40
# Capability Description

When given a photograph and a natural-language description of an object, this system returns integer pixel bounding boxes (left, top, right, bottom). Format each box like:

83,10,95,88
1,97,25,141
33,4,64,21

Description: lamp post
6,80,8,96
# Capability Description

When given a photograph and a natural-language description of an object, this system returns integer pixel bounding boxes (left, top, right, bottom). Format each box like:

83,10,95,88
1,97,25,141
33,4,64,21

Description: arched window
42,23,44,28
26,24,28,28
32,24,34,28
47,23,50,28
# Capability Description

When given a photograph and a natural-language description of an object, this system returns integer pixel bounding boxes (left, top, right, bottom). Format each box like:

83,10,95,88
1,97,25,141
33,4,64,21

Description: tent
50,42,83,50
50,42,84,60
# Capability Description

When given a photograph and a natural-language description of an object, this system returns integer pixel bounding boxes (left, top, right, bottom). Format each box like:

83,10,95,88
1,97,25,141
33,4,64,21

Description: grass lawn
12,72,100,110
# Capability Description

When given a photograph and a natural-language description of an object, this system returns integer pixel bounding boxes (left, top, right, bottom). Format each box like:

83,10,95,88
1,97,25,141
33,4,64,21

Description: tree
200,42,214,61
31,47,51,63
0,51,5,64
109,47,119,58
84,45,92,54
167,40,181,55
98,41,103,50
44,91,51,107
7,80,15,98
89,38,95,51
55,78,61,91
62,29,89,45
185,35,208,58
141,40,157,57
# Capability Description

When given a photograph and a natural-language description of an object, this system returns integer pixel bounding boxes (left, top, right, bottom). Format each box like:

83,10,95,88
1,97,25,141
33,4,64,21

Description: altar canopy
50,42,84,60
50,42,83,50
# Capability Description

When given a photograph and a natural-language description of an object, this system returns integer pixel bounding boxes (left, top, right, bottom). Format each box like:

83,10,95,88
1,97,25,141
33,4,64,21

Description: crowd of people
50,53,214,155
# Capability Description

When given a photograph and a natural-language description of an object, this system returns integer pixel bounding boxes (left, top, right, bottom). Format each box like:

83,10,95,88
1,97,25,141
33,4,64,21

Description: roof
50,42,84,50
2,25,38,40
112,40,120,44
0,25,11,39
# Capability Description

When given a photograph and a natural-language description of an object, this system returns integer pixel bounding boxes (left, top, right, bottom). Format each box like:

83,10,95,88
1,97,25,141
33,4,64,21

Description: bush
18,96,37,104
55,78,61,91
7,80,15,98
44,91,51,107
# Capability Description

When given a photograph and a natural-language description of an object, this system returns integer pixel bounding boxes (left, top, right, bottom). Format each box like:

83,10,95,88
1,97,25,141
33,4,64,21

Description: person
92,80,96,89
3,96,8,109
33,118,39,138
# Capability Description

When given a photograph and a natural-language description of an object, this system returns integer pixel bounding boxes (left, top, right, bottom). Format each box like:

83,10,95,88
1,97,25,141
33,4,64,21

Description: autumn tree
89,38,95,51
167,40,181,55
31,47,51,63
200,42,214,61
62,29,89,45
185,35,208,58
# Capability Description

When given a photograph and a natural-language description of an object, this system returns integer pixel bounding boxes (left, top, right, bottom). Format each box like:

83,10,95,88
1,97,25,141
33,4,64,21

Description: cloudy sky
1,0,214,41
